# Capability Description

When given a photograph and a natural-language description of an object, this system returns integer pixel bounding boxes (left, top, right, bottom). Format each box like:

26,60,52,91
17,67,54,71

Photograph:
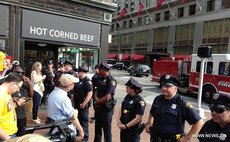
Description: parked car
112,62,127,70
127,65,134,73
130,64,151,77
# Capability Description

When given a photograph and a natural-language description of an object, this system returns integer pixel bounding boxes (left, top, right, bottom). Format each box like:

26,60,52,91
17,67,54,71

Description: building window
130,0,134,11
156,13,161,22
117,3,121,15
164,11,169,21
123,21,127,29
129,20,134,28
111,24,114,31
116,23,120,30
145,16,150,24
138,17,142,26
178,7,184,18
207,0,214,12
125,0,128,8
189,4,196,15
222,0,230,9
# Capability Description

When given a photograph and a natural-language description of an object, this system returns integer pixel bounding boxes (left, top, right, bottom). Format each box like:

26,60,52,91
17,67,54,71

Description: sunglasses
209,104,227,114
15,71,25,75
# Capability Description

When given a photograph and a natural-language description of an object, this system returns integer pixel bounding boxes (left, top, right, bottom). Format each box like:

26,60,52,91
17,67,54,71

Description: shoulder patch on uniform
111,80,116,86
88,81,92,85
140,100,145,107
186,102,193,108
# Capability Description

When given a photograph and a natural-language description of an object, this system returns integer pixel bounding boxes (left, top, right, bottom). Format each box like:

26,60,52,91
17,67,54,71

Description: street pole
197,57,205,118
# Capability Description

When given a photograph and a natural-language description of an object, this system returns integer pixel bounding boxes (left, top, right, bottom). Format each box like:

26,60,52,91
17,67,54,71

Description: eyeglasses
14,83,21,90
15,71,25,75
209,104,227,114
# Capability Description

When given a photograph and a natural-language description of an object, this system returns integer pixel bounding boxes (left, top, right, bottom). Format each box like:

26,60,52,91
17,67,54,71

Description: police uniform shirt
74,76,93,108
43,68,56,84
65,70,77,77
198,119,230,142
92,73,101,91
150,94,201,135
97,75,116,99
120,94,146,124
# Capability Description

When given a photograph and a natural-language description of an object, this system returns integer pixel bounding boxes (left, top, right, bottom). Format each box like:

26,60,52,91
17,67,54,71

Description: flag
180,0,184,4
120,7,128,17
155,0,165,11
138,2,144,16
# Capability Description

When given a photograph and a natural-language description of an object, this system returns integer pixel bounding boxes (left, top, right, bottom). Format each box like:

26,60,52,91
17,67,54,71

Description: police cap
125,78,142,90
162,75,181,87
58,61,64,66
78,66,88,73
99,62,111,71
211,93,230,109
64,60,73,66
47,60,54,65
94,64,99,69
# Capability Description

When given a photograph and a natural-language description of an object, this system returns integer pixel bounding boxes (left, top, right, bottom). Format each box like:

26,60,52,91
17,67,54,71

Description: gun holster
105,98,116,111
138,122,146,134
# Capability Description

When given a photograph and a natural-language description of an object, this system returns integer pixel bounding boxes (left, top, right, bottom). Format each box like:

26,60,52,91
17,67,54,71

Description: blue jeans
32,91,41,119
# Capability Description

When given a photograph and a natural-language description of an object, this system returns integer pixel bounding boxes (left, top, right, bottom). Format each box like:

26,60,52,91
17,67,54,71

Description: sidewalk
26,103,211,142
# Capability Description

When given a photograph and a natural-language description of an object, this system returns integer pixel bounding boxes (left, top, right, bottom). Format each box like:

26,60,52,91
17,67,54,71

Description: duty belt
152,133,183,140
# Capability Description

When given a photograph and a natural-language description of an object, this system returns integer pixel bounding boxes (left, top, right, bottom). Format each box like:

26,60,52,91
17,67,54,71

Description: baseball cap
59,74,79,87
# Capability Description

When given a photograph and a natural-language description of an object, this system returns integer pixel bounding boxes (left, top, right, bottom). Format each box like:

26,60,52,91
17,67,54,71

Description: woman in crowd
31,62,46,124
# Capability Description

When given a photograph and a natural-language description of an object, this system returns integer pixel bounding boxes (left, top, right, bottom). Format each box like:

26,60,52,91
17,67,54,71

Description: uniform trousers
94,107,114,142
120,129,140,142
77,107,89,141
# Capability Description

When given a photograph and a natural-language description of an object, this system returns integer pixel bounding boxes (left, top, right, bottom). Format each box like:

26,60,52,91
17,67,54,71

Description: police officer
64,60,77,101
198,93,230,142
90,65,101,123
145,75,204,142
117,78,146,142
42,60,56,105
94,62,117,142
64,60,77,77
74,66,93,142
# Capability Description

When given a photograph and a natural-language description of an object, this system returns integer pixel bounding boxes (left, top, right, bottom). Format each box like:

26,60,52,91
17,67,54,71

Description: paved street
26,69,212,142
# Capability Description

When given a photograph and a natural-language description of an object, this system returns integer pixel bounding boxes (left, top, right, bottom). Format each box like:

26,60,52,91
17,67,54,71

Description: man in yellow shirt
0,73,24,141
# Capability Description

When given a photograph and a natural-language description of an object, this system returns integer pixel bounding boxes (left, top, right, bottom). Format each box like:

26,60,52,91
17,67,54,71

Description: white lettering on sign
29,26,96,42
49,29,78,40
218,81,230,88
80,34,94,42
30,26,47,36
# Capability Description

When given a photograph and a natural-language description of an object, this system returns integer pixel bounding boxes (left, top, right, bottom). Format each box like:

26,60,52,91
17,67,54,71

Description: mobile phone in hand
25,98,31,102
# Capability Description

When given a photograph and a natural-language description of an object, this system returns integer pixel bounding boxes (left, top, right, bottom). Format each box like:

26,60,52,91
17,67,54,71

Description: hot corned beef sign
21,9,100,46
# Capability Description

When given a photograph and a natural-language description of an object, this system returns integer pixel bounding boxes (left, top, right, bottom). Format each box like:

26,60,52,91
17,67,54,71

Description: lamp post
196,46,212,118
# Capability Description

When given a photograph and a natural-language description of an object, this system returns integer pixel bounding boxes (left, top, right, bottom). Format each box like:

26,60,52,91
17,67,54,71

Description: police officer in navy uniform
42,60,56,105
90,65,101,123
198,93,230,142
64,60,77,101
64,60,77,77
94,62,117,142
117,78,146,142
74,66,93,142
145,75,204,142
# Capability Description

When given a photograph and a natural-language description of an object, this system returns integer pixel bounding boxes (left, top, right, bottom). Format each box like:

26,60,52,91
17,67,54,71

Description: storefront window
58,47,98,72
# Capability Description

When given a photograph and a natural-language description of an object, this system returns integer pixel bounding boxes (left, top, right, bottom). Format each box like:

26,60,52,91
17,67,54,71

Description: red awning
122,54,130,60
131,54,145,60
107,53,117,59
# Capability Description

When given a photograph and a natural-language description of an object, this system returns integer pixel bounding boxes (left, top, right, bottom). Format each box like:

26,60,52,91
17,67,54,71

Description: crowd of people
0,60,229,142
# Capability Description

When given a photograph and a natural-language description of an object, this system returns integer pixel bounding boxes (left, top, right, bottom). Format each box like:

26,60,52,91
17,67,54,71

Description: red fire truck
152,54,230,102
